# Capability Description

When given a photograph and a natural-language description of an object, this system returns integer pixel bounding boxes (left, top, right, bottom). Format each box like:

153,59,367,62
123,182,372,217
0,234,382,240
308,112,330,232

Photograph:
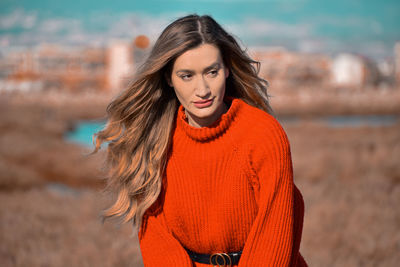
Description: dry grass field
1,87,399,266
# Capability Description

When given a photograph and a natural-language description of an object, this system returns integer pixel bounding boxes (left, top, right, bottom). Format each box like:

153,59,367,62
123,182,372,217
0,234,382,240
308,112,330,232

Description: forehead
172,43,223,71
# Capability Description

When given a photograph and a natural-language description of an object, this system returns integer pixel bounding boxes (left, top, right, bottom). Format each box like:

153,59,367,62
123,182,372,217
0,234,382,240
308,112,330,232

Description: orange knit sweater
138,97,307,266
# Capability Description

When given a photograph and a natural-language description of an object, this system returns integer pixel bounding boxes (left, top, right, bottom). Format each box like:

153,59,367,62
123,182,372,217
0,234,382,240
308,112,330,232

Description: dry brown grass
1,89,400,266
285,123,400,267
0,189,143,267
1,92,144,266
0,94,106,190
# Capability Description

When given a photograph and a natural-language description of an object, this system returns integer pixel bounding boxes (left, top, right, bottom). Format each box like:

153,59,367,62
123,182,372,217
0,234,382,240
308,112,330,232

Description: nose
195,76,211,98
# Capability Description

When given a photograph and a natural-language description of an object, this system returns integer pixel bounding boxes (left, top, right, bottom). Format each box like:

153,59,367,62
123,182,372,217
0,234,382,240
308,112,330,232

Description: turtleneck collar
176,96,242,142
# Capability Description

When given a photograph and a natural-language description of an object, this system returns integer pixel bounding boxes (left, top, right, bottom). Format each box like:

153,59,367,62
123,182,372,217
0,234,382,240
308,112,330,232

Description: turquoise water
64,120,106,147
66,115,399,147
323,115,399,128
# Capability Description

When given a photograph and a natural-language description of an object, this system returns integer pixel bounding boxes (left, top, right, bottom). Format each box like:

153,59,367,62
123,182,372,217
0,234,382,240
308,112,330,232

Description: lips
193,99,213,108
194,99,212,104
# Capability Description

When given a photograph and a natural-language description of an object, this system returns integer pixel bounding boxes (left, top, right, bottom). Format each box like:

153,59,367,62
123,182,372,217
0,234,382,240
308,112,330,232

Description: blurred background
1,0,399,266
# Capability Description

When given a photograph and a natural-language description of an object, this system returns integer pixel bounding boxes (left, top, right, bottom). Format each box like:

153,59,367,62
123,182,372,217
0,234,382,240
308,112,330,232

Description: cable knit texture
138,97,307,267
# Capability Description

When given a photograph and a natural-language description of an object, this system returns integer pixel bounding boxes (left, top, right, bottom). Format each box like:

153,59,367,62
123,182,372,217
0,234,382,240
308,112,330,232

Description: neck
176,97,241,142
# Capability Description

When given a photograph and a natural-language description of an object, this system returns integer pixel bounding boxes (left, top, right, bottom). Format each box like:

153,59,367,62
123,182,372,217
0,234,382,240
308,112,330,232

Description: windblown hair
92,14,273,233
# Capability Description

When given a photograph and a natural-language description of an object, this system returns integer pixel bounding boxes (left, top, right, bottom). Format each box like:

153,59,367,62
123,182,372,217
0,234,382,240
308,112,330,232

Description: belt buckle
209,252,232,267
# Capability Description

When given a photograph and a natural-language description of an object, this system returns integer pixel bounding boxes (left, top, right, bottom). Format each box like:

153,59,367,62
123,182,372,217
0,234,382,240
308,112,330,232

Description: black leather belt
185,248,242,266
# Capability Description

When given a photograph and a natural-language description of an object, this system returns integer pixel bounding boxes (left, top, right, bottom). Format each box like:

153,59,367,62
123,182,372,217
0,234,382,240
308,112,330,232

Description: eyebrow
175,62,221,74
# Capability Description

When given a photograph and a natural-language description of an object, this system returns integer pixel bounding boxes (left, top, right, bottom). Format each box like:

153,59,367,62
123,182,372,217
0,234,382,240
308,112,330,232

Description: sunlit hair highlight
91,14,273,233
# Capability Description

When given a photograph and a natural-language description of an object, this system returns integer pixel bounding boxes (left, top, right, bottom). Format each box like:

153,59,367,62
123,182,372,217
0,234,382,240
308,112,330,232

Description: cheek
210,76,227,92
172,81,191,101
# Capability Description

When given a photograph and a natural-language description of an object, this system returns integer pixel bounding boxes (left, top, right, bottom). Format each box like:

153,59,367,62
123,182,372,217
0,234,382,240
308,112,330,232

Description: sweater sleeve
238,118,296,266
138,200,193,266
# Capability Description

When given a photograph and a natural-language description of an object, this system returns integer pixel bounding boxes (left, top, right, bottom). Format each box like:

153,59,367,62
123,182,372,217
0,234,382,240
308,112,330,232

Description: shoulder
236,100,293,176
236,98,289,147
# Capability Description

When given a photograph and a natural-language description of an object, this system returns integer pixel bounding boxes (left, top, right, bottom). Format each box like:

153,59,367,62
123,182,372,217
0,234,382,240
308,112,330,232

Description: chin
191,109,215,119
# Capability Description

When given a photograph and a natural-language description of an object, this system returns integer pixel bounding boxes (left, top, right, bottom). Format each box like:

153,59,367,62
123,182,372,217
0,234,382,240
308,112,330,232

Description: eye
180,74,192,81
208,69,218,77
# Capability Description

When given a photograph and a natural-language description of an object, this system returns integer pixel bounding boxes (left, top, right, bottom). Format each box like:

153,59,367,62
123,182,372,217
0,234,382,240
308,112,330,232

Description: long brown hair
92,14,273,232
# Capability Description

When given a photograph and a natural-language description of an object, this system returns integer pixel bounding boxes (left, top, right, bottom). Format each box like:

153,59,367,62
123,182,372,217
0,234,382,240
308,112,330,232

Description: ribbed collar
176,96,242,142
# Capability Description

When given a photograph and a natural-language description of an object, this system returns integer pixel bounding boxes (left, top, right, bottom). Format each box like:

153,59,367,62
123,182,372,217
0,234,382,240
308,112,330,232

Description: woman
93,14,307,266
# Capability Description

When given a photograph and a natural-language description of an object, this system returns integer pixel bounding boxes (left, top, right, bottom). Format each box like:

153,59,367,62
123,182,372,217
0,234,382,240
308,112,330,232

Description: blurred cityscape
1,35,399,94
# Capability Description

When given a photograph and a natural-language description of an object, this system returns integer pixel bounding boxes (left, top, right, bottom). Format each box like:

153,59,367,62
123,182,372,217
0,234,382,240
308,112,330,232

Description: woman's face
169,43,229,128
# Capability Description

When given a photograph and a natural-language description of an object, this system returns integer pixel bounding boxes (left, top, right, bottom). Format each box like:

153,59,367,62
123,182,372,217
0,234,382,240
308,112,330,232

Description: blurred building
133,35,151,67
106,40,134,91
249,46,332,87
331,53,380,87
0,38,394,93
0,44,109,93
250,47,386,88
331,54,364,86
376,57,396,87
0,50,43,92
0,36,153,93
395,42,400,84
